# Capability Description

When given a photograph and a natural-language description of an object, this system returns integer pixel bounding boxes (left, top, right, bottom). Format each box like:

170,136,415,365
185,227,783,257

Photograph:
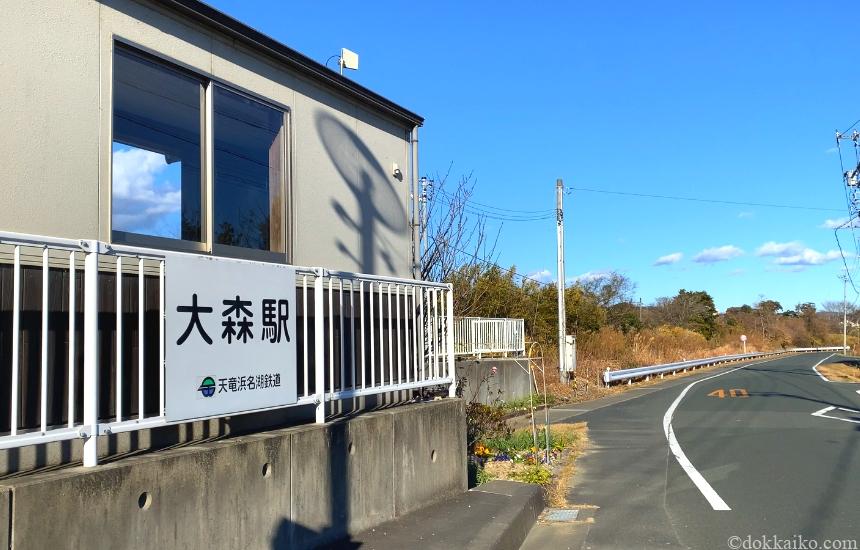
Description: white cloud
737,211,754,219
767,265,807,273
570,270,614,283
728,268,746,277
654,252,683,266
112,146,182,237
527,269,553,283
754,240,848,268
820,217,860,229
773,249,843,266
756,241,804,257
693,245,744,263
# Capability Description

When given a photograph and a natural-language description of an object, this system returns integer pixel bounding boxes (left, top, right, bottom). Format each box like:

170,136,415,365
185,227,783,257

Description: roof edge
159,0,424,127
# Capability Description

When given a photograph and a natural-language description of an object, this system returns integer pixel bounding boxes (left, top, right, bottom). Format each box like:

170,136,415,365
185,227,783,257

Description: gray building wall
0,0,415,278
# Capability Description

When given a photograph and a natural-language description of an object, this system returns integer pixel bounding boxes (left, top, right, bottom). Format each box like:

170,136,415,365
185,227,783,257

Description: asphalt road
522,352,860,550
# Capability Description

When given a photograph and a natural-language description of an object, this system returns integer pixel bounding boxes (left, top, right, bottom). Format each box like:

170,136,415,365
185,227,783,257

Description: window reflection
213,86,285,252
112,48,203,242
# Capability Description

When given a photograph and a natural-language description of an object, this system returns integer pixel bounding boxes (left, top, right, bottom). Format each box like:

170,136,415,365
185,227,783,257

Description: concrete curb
467,481,546,550
335,480,545,549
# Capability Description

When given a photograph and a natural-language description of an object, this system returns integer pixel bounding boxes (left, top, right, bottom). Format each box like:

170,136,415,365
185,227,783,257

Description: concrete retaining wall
0,399,466,550
457,358,533,405
0,393,414,478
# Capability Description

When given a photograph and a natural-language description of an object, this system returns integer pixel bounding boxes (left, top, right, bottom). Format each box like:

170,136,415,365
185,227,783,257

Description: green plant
476,465,494,485
510,464,552,486
466,402,511,450
500,393,561,413
482,425,580,455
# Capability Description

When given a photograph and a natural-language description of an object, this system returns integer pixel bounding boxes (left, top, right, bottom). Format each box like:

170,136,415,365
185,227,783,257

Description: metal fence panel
453,316,525,357
0,231,455,465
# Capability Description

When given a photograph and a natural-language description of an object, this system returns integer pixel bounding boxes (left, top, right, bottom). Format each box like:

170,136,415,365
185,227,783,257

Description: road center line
662,356,789,512
811,353,836,382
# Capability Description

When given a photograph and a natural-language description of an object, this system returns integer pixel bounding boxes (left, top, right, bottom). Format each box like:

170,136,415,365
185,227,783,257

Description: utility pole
556,179,567,382
419,177,430,268
842,274,848,353
411,127,420,279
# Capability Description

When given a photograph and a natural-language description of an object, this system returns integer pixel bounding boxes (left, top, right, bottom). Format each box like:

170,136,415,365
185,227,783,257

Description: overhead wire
435,188,555,215
840,118,860,136
427,235,555,288
566,187,843,212
432,193,556,222
834,222,859,294
834,131,860,280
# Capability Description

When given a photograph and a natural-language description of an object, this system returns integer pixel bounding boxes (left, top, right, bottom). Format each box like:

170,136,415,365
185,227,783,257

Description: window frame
109,41,292,264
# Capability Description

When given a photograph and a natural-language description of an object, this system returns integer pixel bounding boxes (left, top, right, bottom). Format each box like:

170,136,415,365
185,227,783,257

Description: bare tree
420,168,498,283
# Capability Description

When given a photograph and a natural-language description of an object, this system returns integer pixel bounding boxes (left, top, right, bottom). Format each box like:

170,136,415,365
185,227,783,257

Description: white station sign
165,253,297,422
740,334,747,342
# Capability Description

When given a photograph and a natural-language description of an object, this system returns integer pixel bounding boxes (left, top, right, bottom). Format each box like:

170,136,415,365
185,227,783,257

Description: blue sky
208,0,860,311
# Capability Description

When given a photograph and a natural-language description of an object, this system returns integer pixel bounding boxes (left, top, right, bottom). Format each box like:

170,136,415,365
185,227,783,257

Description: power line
568,187,844,212
834,224,859,295
436,188,555,215
433,194,556,222
428,235,555,288
840,118,860,136
833,131,860,267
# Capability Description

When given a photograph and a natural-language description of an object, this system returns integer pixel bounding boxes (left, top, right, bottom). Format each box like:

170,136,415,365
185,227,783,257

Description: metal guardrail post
313,268,326,424
82,240,100,467
446,285,456,398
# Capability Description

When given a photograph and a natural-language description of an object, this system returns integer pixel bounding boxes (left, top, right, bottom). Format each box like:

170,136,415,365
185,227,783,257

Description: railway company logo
197,376,217,397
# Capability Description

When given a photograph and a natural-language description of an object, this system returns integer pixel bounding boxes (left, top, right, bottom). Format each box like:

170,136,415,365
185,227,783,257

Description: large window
112,47,203,243
111,45,287,258
213,86,285,253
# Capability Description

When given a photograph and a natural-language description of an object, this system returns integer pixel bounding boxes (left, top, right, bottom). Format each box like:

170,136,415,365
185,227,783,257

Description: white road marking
662,356,791,512
811,353,836,382
810,405,860,424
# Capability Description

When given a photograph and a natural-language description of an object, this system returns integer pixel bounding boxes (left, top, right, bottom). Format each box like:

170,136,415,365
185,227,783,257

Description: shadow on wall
267,421,365,549
315,112,407,276
271,520,360,550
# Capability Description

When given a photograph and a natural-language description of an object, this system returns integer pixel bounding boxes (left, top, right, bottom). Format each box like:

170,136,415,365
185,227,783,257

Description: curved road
522,352,860,549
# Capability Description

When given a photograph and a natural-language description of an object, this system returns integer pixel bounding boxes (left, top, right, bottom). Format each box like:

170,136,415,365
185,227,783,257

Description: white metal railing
454,316,525,358
0,231,454,466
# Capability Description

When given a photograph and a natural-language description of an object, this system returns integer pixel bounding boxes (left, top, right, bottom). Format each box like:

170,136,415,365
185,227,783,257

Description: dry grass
818,361,860,383
527,325,765,406
545,422,589,507
482,422,588,506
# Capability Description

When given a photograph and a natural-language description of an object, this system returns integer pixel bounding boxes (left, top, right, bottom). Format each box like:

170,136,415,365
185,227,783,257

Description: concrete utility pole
556,179,567,382
411,127,420,279
419,177,430,267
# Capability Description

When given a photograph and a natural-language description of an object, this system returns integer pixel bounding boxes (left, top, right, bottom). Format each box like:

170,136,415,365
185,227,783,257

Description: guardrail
602,346,847,386
0,230,454,466
454,316,525,357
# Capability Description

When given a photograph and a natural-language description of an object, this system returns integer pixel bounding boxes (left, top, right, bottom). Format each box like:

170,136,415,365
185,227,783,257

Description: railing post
446,284,456,398
82,241,100,467
313,269,326,423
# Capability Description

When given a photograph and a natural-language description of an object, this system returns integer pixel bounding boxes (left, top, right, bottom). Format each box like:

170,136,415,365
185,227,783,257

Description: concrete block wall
457,358,534,405
0,489,8,549
0,399,466,550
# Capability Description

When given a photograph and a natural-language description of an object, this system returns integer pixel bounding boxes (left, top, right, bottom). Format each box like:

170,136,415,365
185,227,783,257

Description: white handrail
0,231,456,466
